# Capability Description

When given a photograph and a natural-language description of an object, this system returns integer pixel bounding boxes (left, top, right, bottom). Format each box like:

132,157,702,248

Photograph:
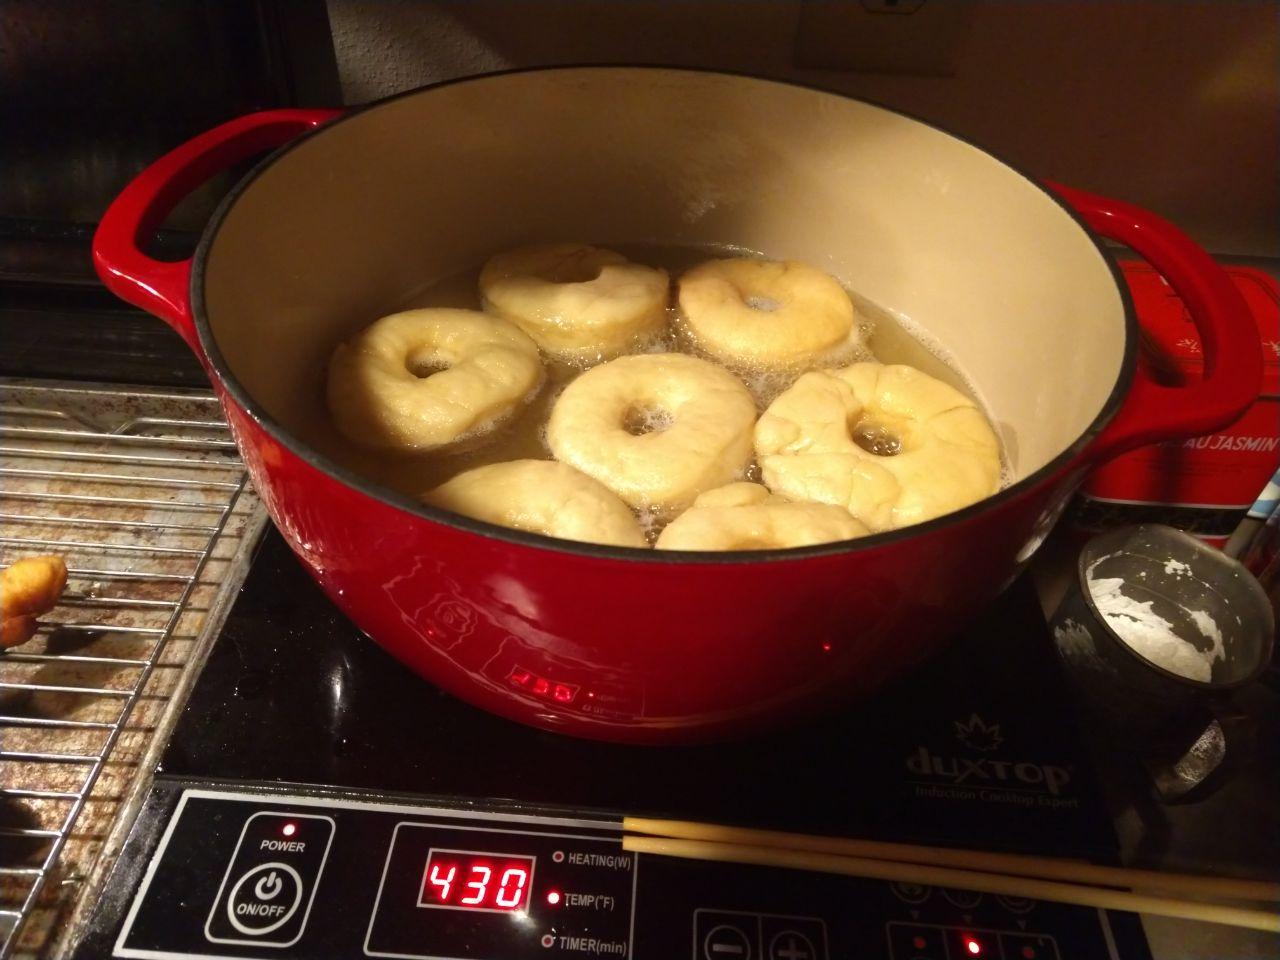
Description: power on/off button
226,862,303,935
204,811,334,948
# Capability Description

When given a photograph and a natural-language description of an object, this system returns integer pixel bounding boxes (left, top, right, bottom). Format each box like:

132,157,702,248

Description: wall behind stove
324,0,1278,258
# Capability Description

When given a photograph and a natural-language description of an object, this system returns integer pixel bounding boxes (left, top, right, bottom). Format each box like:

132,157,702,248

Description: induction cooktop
76,528,1151,960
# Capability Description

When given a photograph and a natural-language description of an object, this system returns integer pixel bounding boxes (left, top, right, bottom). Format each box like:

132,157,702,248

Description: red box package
1072,261,1280,548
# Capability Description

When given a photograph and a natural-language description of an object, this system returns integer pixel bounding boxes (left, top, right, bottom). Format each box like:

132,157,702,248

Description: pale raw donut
423,460,646,548
479,243,669,363
677,258,861,370
755,362,1001,532
546,353,757,513
327,308,542,451
656,482,869,551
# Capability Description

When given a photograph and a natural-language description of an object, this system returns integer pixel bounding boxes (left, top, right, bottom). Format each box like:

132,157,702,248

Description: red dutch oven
93,68,1260,744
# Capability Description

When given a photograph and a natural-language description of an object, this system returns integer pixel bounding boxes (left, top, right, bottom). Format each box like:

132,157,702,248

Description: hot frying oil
299,244,999,536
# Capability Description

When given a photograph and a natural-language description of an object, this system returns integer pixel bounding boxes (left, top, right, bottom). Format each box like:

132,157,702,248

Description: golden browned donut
1,555,68,649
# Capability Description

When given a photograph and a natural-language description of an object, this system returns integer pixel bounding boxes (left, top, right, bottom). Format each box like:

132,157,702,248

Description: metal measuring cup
1050,524,1274,802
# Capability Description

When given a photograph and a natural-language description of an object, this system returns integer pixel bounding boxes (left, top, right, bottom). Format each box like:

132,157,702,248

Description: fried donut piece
1,556,68,649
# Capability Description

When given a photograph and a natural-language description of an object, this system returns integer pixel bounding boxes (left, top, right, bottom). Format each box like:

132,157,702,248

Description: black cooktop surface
72,528,1156,960
161,529,1116,861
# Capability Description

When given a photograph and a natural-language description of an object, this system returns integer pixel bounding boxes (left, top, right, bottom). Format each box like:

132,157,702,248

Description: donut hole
622,405,674,436
850,418,903,457
744,295,782,313
405,352,450,379
542,256,606,284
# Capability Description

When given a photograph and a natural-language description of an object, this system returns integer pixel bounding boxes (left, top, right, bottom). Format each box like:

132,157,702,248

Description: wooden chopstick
623,835,1280,933
624,816,1280,904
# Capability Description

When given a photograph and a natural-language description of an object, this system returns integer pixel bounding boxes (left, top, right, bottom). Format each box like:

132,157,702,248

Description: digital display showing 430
417,849,535,913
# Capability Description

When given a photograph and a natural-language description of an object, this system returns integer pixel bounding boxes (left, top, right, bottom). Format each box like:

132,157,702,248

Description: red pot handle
92,108,341,350
1048,183,1262,464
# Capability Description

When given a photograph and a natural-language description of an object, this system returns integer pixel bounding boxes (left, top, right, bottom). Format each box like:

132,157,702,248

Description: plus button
769,931,815,960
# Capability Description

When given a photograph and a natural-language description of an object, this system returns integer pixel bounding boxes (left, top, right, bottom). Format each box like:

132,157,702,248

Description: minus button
704,924,753,960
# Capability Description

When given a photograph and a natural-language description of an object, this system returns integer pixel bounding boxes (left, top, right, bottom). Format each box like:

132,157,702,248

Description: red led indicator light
821,641,832,653
965,938,982,956
1021,947,1037,960
912,935,927,950
546,890,561,905
281,823,297,837
508,667,578,704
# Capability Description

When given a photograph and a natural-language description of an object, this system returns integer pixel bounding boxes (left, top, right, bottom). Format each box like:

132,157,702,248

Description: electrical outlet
795,0,972,76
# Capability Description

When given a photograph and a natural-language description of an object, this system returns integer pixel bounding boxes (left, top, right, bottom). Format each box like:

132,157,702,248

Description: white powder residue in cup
1190,609,1227,666
1087,576,1223,682
1164,559,1192,576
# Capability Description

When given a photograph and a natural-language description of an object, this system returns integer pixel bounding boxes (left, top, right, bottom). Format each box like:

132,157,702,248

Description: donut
1,615,37,649
677,258,861,371
656,482,868,551
546,353,757,514
423,460,647,548
755,362,1001,532
479,243,669,363
1,555,67,620
2,555,67,649
326,308,542,451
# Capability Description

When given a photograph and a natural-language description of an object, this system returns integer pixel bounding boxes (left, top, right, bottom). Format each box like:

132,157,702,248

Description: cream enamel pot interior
93,68,1260,742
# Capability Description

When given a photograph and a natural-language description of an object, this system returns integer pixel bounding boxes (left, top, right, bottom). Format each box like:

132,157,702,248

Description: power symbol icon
223,862,303,937
254,872,283,901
